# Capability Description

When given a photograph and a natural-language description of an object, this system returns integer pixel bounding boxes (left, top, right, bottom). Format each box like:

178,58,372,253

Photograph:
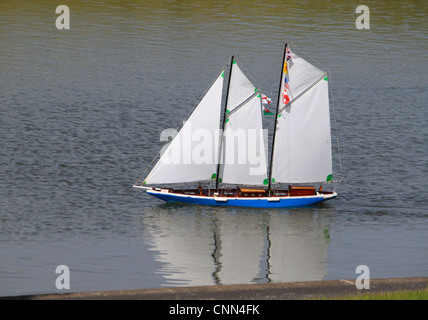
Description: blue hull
146,190,336,208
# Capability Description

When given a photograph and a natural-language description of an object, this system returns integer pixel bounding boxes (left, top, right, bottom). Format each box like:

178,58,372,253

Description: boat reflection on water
140,203,332,286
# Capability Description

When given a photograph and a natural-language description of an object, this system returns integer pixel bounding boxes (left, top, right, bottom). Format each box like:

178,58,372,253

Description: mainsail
270,46,333,184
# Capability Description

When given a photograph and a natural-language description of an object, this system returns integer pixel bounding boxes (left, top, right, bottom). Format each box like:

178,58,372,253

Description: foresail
143,71,224,185
271,47,333,184
219,62,268,186
220,94,268,186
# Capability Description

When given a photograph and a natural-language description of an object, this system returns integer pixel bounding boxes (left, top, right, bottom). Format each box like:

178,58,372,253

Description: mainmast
215,55,235,191
267,43,288,193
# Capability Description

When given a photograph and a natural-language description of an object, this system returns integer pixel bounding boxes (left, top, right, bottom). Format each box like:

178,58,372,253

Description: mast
215,55,234,191
268,43,287,193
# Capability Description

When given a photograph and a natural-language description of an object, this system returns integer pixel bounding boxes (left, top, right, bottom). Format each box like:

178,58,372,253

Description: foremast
215,55,235,191
267,43,288,193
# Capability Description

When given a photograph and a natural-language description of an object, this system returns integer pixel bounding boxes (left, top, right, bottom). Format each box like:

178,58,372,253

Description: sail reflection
141,204,331,287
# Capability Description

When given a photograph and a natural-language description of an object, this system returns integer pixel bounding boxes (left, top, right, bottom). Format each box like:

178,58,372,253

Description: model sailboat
134,44,337,208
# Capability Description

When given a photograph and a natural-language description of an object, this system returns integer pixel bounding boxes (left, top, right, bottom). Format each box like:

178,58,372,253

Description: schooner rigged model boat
134,44,338,208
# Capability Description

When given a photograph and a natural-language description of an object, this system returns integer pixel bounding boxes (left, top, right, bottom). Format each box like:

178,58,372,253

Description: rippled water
1,0,427,296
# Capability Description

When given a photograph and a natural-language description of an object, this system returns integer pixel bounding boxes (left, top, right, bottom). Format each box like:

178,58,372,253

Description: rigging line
328,74,344,182
277,72,329,114
290,42,329,72
134,58,231,186
225,91,260,118
236,57,271,98
180,58,232,128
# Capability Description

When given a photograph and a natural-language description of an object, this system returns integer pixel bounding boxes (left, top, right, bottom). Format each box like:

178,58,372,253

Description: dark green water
1,0,427,296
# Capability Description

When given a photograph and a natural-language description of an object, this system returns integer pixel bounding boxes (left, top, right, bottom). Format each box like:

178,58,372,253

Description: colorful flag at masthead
282,90,290,104
283,60,288,74
284,76,290,90
286,48,291,61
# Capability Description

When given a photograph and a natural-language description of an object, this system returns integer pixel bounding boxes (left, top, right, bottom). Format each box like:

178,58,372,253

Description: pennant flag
262,106,274,115
282,45,291,104
282,45,291,77
261,94,273,115
283,61,288,74
282,90,290,104
261,93,273,115
284,76,290,90
261,94,272,105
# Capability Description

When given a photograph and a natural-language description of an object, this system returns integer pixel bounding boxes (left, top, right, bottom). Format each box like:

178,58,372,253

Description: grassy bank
326,287,428,300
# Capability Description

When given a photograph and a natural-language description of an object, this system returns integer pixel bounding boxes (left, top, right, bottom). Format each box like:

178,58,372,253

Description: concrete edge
3,277,428,300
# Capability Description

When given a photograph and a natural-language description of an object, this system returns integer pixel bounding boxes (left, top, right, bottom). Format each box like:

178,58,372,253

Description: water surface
1,0,427,296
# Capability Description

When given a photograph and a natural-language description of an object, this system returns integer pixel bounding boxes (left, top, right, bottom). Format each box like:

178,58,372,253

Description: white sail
271,50,333,183
287,52,326,99
143,72,224,185
220,95,268,185
219,62,268,186
227,62,257,112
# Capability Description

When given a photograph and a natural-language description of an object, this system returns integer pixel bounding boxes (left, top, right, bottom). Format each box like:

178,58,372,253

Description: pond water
0,0,427,296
